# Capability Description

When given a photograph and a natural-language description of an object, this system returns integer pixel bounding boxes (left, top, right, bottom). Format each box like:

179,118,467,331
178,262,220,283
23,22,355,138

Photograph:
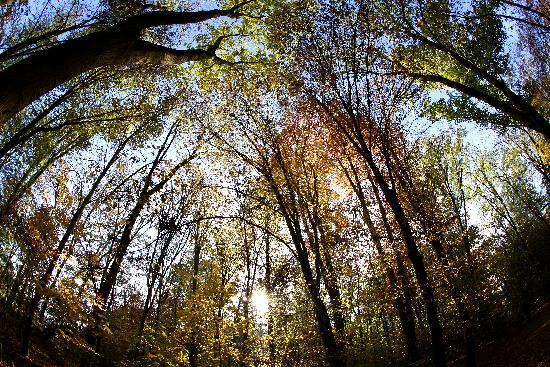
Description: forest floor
0,312,60,367
474,301,550,367
1,302,549,367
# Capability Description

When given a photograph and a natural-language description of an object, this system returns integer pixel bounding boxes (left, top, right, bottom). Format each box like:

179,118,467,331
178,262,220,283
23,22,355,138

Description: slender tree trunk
189,224,201,367
289,225,342,367
90,193,147,344
354,139,446,367
395,253,418,361
264,234,275,366
343,159,419,362
0,145,72,222
6,257,30,309
301,259,343,367
20,137,129,356
316,224,346,339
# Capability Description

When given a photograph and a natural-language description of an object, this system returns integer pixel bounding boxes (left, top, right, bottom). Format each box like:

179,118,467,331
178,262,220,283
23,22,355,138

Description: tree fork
0,2,250,124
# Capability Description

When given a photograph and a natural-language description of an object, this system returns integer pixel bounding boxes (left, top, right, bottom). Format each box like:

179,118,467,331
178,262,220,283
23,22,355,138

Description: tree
473,135,550,321
383,0,550,138
396,130,479,367
338,148,419,363
212,89,349,367
89,122,197,349
0,1,252,124
274,2,448,364
2,0,550,365
20,129,135,357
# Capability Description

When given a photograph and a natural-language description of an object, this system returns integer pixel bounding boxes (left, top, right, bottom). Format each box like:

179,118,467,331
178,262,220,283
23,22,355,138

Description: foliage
0,1,548,367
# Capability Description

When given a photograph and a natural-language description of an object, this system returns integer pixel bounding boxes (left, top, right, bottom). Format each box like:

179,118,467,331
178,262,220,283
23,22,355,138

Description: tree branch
119,0,255,31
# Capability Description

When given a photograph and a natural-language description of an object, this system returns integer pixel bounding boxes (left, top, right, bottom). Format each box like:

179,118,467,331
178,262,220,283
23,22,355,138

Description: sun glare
251,289,269,316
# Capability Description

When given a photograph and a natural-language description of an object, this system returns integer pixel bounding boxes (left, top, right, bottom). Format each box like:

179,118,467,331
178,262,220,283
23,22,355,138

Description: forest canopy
0,0,548,366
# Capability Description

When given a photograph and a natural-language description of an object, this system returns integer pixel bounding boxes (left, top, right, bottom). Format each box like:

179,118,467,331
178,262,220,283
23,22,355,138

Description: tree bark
189,224,201,367
0,4,245,124
342,158,420,362
341,116,447,366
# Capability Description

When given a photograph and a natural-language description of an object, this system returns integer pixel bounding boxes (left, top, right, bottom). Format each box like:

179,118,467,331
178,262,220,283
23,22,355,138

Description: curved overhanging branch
392,1,549,139
406,71,550,139
118,0,255,31
0,1,255,125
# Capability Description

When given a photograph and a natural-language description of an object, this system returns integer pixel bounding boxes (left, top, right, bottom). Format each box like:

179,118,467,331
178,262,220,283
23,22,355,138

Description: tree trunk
289,224,343,367
353,137,446,367
0,5,244,124
264,233,276,366
343,159,420,362
189,224,201,367
20,136,129,356
267,175,344,367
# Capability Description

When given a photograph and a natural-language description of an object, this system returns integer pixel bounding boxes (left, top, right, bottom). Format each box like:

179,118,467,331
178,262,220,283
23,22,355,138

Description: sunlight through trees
0,0,548,366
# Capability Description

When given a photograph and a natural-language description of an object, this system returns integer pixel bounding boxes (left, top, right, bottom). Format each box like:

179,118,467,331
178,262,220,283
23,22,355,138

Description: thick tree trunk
0,5,243,124
0,32,130,124
410,72,550,140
